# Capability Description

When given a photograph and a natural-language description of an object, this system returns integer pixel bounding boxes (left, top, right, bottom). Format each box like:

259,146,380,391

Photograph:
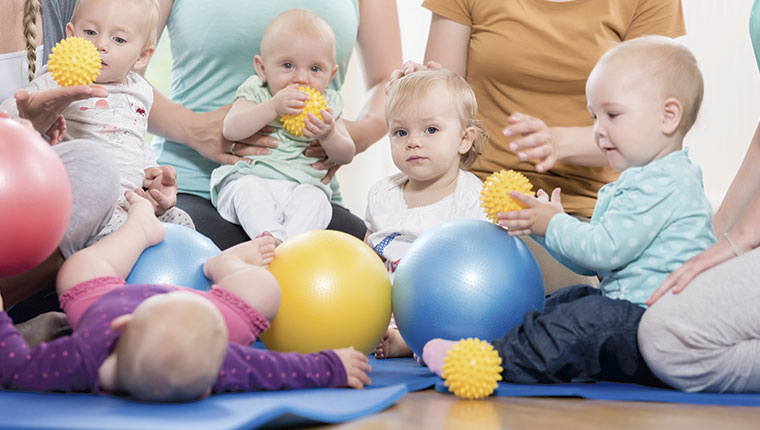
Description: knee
252,267,281,321
638,295,694,390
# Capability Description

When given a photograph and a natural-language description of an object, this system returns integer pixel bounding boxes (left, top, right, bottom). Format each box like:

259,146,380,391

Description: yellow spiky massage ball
442,338,503,400
48,37,101,87
480,169,535,222
280,86,327,137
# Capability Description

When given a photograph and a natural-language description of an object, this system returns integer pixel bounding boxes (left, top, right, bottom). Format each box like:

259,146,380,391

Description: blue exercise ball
393,219,545,358
126,223,220,291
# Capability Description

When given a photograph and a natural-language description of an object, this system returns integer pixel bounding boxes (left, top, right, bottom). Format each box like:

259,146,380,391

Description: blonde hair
597,35,704,136
385,69,486,169
260,8,336,64
23,0,41,82
71,0,161,48
116,293,228,402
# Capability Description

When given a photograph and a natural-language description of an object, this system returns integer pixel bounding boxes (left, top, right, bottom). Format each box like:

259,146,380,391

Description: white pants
638,246,760,392
216,175,332,243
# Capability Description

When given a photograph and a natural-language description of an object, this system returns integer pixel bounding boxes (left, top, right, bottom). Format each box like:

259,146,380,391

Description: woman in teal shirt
147,0,402,248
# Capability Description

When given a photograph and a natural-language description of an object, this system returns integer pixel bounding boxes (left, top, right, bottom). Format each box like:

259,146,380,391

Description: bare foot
15,312,72,348
203,236,277,280
374,328,413,359
421,338,458,377
124,191,164,247
256,231,282,247
334,347,371,388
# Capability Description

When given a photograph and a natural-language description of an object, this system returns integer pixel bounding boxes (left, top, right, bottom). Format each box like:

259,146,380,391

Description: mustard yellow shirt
423,0,686,217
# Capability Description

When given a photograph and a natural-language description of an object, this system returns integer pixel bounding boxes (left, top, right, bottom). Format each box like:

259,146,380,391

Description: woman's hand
14,86,108,135
646,238,740,306
503,112,559,173
385,60,441,91
304,141,340,184
137,165,178,216
184,105,278,165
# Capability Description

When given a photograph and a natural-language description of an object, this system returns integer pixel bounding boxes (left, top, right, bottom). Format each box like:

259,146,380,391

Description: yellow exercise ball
260,230,391,354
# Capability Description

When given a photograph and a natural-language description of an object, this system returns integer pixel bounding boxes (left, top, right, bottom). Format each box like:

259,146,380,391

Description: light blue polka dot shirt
534,150,716,307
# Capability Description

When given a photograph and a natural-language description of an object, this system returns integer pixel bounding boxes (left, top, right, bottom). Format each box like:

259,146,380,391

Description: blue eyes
394,129,408,137
426,127,438,134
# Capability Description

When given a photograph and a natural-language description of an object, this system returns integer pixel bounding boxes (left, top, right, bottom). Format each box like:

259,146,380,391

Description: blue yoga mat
0,384,407,430
435,380,760,406
367,356,439,391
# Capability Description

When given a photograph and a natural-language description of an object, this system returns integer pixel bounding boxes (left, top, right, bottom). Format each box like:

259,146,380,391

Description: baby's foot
124,191,164,246
421,338,458,377
374,328,413,359
251,235,276,266
256,231,282,247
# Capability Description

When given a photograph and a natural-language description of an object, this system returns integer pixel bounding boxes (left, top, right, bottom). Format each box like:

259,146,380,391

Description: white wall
337,0,760,216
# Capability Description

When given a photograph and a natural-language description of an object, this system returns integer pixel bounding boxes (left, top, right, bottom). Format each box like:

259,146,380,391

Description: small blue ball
393,219,545,358
126,223,220,291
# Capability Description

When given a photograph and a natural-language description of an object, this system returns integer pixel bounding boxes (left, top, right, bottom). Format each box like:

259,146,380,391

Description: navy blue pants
491,285,663,386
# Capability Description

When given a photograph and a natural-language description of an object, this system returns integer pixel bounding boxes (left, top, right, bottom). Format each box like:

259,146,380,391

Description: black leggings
176,193,367,250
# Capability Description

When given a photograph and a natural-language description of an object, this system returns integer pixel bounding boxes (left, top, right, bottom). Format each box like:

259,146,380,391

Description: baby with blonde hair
2,0,194,249
369,68,488,358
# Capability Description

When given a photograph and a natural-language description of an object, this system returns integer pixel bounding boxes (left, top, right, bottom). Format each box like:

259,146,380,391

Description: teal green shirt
752,0,760,71
210,76,343,205
153,0,359,202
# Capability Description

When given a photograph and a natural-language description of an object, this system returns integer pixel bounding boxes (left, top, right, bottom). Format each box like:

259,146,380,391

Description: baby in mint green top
210,9,354,243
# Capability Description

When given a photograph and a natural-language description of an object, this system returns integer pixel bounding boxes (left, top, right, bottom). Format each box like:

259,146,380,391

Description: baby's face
259,33,337,95
387,85,469,185
66,0,152,84
586,59,671,171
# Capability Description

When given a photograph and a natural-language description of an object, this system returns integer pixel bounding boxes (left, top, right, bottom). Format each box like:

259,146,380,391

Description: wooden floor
318,388,760,429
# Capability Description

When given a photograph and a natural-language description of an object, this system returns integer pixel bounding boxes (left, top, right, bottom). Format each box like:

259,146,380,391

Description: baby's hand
334,347,371,389
303,108,335,140
497,188,564,236
271,85,309,116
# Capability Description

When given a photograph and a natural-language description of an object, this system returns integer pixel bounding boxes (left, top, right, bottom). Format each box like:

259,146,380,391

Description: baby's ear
65,23,74,38
661,97,683,136
253,55,267,82
133,46,156,71
110,314,133,332
458,126,476,154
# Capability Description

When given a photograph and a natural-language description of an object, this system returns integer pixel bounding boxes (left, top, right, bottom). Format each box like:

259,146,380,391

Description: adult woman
146,0,402,249
638,0,760,393
417,0,686,291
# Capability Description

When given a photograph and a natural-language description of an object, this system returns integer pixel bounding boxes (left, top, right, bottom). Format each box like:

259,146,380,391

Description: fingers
320,165,339,184
386,61,428,91
510,191,538,207
159,165,177,185
550,187,562,203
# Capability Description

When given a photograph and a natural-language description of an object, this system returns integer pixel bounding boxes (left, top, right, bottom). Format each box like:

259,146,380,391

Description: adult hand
304,140,341,184
385,60,441,91
45,115,67,145
137,165,178,216
503,112,559,173
188,105,277,165
14,85,108,135
646,238,739,306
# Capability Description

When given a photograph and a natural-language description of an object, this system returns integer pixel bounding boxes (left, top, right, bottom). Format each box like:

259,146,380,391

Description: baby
367,69,488,358
210,9,354,244
1,0,194,246
0,192,370,401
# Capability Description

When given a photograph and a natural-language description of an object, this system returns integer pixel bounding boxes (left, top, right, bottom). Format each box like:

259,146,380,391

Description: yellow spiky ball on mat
480,169,535,222
442,338,503,400
48,37,101,87
280,86,327,136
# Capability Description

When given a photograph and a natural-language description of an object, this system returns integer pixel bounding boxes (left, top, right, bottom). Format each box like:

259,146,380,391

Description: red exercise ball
0,117,72,277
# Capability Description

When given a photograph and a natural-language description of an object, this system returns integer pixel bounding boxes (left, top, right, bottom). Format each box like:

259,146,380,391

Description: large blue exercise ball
126,223,220,290
393,219,545,358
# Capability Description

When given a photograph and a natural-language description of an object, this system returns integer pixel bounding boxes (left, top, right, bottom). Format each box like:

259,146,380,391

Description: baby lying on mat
0,192,369,401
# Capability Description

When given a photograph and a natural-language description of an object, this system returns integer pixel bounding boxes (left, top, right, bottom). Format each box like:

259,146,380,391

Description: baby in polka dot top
0,191,370,402
422,37,717,385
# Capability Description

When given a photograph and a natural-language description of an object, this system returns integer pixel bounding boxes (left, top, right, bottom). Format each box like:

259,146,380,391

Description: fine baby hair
596,35,704,137
385,68,486,169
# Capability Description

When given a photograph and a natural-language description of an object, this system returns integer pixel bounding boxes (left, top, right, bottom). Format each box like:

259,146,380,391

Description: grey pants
54,140,120,258
638,246,760,392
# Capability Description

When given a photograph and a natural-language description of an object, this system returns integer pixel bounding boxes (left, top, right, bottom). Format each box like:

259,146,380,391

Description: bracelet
724,232,744,257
